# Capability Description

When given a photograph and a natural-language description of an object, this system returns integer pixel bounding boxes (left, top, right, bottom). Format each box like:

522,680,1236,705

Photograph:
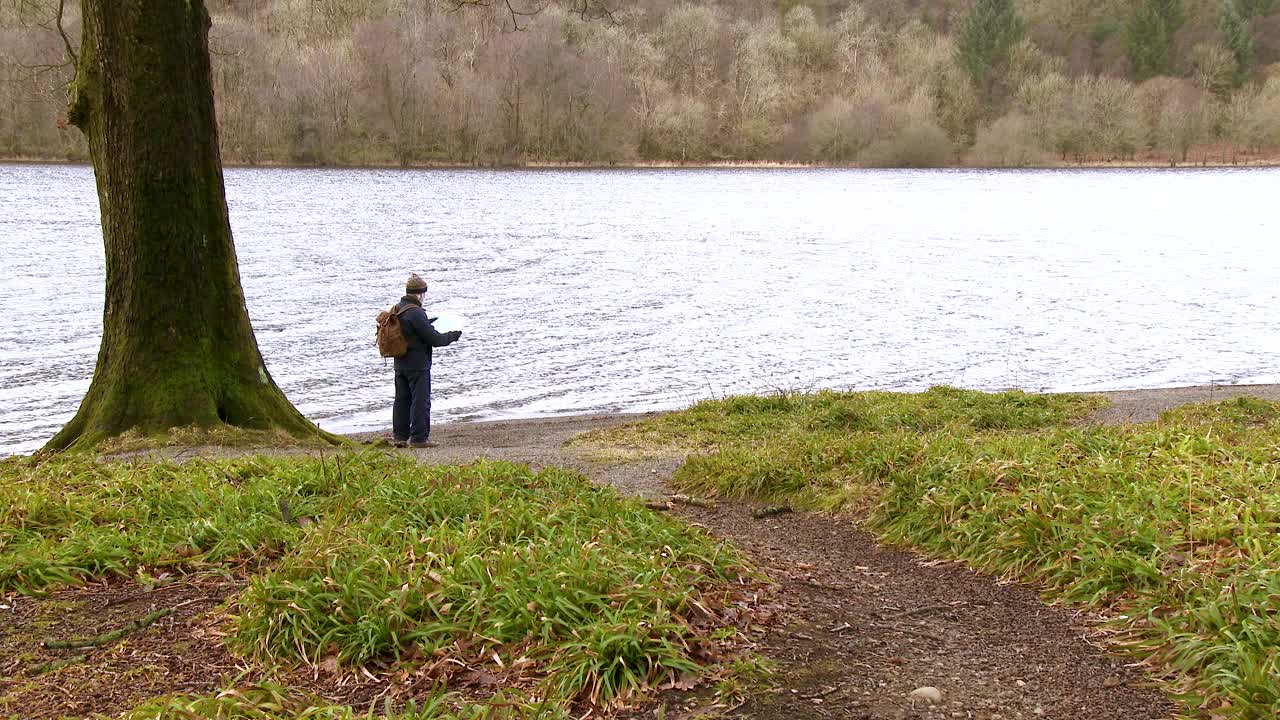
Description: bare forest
2,0,1280,167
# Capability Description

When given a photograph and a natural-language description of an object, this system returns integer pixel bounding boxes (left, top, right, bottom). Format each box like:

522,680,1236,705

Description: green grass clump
580,387,1101,513
0,455,322,591
583,390,1280,718
573,386,1102,455
1,453,754,711
233,461,748,706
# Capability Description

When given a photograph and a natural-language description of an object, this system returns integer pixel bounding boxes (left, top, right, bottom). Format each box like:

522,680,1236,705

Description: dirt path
377,413,676,500
682,505,1169,720
350,385,1280,719
1085,383,1280,424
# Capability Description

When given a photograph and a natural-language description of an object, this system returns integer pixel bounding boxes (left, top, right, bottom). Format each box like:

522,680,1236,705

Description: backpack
375,305,411,358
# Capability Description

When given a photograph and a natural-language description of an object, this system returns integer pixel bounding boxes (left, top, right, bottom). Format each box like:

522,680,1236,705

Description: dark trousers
393,367,432,442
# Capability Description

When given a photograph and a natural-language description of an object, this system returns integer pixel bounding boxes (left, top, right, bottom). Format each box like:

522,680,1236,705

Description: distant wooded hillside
2,0,1278,166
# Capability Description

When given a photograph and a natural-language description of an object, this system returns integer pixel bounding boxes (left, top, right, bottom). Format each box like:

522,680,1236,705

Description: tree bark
50,0,331,450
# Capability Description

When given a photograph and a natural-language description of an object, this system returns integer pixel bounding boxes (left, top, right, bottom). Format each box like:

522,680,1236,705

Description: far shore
5,156,1280,171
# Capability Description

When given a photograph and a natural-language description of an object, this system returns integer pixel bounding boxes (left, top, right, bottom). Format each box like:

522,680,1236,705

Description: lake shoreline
351,383,1280,449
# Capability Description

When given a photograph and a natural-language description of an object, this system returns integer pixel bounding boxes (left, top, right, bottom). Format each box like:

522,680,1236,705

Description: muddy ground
7,384,1277,718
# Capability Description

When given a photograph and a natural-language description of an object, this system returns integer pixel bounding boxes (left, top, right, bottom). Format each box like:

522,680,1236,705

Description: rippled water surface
2,164,1278,454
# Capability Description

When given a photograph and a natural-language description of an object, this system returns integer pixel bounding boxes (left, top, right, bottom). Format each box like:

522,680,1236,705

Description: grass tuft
572,386,1103,457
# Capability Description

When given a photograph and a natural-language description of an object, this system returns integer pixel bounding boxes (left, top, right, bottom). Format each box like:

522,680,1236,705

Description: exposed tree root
31,654,87,676
42,608,172,650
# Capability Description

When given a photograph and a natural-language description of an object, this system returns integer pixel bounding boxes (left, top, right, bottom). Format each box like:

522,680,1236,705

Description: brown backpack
375,305,411,358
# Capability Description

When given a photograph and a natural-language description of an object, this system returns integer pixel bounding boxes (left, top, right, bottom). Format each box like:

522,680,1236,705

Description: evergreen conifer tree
957,0,1026,90
1126,0,1186,80
1221,0,1255,87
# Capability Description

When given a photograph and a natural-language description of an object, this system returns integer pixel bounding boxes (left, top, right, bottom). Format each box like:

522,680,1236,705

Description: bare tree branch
55,0,77,66
445,0,619,31
10,0,78,89
447,0,547,31
13,60,69,75
209,28,246,58
567,0,620,26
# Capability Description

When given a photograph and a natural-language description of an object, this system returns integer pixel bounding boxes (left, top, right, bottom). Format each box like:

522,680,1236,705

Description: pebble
910,686,944,705
1104,675,1122,689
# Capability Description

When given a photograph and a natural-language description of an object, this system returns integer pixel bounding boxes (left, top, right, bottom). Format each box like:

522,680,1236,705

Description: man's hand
449,330,463,341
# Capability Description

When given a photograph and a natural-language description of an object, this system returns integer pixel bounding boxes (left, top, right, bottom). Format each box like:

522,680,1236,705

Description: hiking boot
391,438,408,448
408,439,438,448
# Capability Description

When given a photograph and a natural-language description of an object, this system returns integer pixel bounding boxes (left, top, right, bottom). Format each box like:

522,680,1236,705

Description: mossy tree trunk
49,0,330,450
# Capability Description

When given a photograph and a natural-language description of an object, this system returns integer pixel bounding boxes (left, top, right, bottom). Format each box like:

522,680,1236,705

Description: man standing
392,273,462,448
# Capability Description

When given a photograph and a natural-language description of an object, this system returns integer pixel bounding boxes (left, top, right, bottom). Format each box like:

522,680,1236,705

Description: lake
2,164,1278,455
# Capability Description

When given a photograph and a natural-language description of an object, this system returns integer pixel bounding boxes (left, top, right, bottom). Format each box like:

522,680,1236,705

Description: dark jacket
393,295,459,370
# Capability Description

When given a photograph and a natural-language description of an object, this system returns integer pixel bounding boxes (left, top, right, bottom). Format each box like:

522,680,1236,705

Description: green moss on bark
49,0,338,452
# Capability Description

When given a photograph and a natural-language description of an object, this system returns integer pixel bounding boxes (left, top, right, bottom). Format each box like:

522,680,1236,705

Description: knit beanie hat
406,273,428,294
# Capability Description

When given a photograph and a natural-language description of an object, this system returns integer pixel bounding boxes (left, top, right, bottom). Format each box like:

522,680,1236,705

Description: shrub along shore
578,387,1280,718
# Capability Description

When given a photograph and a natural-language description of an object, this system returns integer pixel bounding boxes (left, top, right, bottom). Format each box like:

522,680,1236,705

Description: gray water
2,164,1278,455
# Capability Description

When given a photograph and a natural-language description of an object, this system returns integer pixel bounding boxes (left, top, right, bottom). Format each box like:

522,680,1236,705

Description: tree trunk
50,0,331,450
